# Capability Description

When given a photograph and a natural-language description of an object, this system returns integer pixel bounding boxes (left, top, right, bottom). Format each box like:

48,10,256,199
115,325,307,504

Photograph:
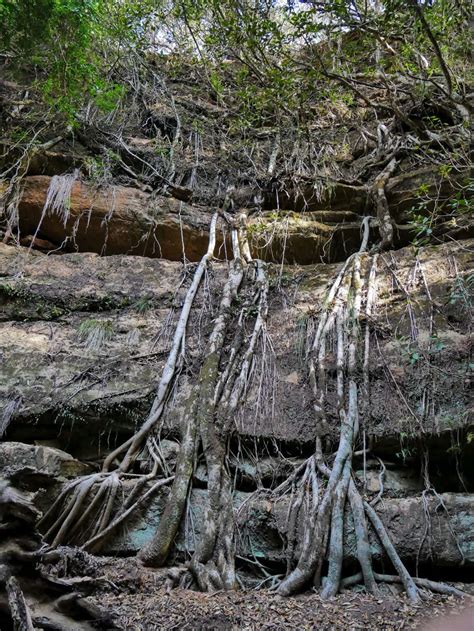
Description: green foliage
409,176,473,248
0,0,142,120
1,0,471,132
397,333,448,369
448,273,474,311
439,164,452,179
78,318,114,351
410,210,433,248
0,281,30,300
133,296,155,314
84,150,120,185
0,281,68,320
396,336,418,366
448,180,474,215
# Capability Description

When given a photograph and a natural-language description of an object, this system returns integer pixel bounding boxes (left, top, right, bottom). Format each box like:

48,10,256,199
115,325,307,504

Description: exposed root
277,218,370,597
140,221,271,592
372,158,398,250
103,211,220,473
39,212,219,550
39,209,271,595
363,500,420,602
35,206,466,600
272,216,457,602
139,245,246,569
83,475,174,553
5,576,34,631
348,480,379,596
341,572,467,598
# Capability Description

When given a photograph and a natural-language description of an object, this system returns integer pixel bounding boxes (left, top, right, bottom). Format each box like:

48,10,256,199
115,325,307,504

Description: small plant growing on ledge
133,296,155,314
78,319,114,352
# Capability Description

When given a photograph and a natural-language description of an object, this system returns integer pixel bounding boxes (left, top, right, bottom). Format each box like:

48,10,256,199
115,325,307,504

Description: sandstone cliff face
1,233,472,571
12,169,473,264
1,239,471,447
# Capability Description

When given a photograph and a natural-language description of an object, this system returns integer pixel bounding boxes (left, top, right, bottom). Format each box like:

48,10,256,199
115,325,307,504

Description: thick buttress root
274,217,460,601
39,212,221,548
39,211,271,595
140,219,270,592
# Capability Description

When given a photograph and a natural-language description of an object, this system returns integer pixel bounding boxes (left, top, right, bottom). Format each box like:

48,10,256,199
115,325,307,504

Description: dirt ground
58,555,473,630
94,587,473,630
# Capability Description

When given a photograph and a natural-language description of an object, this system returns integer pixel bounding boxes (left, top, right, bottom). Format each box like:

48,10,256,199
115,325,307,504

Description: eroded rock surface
0,442,90,479
12,171,473,265
0,228,472,581
1,239,471,450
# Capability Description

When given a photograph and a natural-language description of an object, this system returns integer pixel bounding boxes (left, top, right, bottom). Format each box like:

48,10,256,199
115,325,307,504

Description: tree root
34,206,467,601
38,212,221,550
52,204,267,570
273,217,462,602
277,219,370,597
6,576,34,631
140,220,270,592
372,158,398,250
1,480,118,629
139,249,245,568
364,501,420,603
38,204,270,594
103,211,220,473
341,572,467,598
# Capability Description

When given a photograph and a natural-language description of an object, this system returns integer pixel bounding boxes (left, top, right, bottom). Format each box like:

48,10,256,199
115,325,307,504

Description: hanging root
103,212,220,473
37,208,466,600
31,198,266,593
39,212,219,550
140,215,270,592
189,258,269,591
276,218,369,597
372,159,398,250
139,238,246,569
347,479,379,595
274,216,463,601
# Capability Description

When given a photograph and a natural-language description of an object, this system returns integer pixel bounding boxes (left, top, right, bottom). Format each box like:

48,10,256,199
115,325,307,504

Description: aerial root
138,242,246,568
275,447,464,601
34,209,462,600
42,475,99,546
83,475,174,553
140,218,270,592
363,500,420,603
274,219,461,602
103,211,220,473
320,461,351,599
347,479,379,595
38,213,221,550
38,469,174,551
277,221,370,597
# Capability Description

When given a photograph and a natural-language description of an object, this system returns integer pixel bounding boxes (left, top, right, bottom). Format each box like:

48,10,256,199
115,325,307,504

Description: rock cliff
0,45,473,622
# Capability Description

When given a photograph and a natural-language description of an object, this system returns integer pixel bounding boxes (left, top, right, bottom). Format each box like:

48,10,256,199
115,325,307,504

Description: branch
409,0,452,95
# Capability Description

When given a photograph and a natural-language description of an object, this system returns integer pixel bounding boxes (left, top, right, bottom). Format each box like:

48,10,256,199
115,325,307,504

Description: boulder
0,442,90,479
